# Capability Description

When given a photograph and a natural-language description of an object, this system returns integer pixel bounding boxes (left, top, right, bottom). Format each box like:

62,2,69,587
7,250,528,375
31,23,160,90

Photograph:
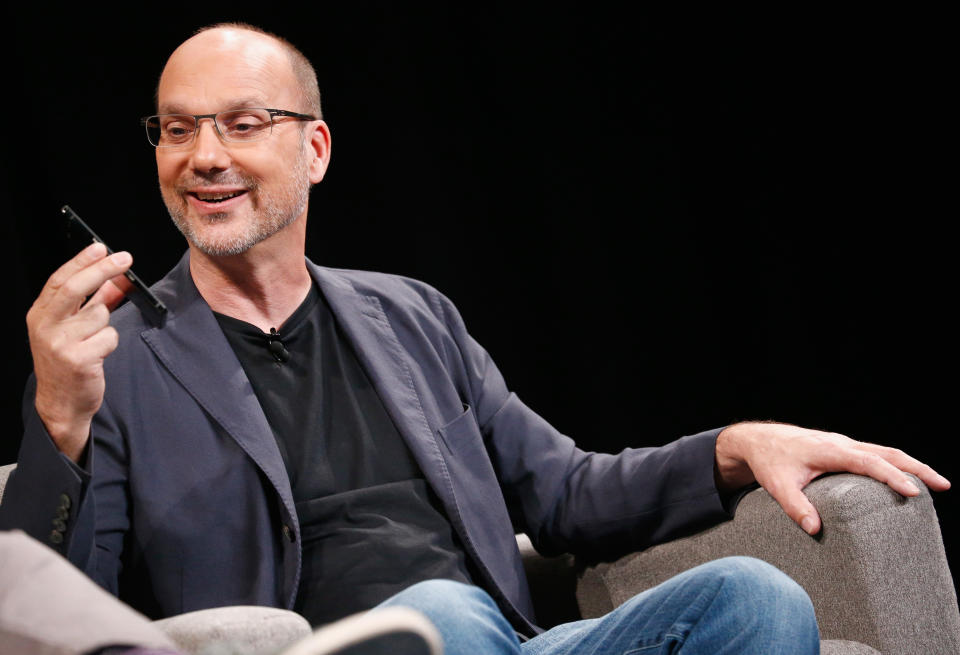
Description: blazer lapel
136,255,453,538
139,254,296,525
309,264,454,509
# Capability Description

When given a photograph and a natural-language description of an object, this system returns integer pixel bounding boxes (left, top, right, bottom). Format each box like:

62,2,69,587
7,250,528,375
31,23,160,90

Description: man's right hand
26,242,134,462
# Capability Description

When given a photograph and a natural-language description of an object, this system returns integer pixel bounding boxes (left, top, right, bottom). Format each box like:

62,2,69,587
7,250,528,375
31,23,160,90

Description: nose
188,117,231,173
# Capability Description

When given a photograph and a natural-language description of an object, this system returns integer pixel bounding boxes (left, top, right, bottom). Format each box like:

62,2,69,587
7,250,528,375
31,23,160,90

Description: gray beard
162,151,311,257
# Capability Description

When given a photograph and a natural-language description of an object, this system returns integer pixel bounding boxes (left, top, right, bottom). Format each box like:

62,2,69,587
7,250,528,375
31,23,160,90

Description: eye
219,109,271,140
160,116,194,142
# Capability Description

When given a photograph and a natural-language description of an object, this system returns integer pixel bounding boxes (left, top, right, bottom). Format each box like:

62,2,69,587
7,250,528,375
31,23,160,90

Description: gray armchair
523,473,960,655
3,463,957,654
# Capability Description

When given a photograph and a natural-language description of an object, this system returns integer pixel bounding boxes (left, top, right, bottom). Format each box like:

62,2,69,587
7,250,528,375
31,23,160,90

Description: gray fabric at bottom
153,605,312,655
0,530,178,655
820,639,881,655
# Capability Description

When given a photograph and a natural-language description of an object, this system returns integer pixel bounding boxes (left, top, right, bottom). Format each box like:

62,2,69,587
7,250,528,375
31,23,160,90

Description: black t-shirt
213,284,472,626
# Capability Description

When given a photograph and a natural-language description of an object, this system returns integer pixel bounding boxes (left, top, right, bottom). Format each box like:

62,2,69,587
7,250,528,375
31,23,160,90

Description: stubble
161,142,311,257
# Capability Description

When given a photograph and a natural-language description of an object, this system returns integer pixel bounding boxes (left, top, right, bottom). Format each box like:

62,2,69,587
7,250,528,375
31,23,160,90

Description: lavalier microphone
266,327,291,363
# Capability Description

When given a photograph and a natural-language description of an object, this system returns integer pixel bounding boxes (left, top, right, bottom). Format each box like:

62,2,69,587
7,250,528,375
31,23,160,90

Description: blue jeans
377,556,819,654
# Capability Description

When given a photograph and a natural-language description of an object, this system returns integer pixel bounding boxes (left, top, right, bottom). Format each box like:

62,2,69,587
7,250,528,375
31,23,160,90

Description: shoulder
309,263,460,323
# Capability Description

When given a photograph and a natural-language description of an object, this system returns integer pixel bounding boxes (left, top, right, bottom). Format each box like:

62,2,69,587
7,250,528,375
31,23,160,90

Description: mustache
174,171,259,193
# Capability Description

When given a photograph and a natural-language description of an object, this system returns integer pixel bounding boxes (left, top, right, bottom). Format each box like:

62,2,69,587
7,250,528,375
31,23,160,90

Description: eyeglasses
140,108,317,147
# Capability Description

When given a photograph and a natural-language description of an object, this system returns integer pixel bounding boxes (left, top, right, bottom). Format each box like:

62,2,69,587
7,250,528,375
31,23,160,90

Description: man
1,22,949,654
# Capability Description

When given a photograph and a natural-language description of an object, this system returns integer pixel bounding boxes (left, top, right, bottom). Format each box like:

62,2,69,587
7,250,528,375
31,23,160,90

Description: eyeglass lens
145,109,274,146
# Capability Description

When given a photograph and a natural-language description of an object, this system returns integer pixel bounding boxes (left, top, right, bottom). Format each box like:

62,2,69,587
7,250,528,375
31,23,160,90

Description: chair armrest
154,605,443,655
280,607,442,655
576,473,960,654
152,605,311,655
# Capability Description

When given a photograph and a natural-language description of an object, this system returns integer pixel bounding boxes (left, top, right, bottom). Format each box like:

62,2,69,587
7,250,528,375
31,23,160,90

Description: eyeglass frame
140,108,318,147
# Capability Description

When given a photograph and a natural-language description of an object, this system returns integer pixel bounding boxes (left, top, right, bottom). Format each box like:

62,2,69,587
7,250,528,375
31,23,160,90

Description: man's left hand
715,422,951,535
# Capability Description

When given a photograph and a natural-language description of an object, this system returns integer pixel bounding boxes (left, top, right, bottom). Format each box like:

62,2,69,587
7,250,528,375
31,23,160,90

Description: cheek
156,152,185,188
156,159,174,188
234,151,280,181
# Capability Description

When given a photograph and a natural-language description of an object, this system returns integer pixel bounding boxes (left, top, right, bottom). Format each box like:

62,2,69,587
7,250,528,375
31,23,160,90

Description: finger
826,448,922,497
81,324,120,358
42,242,109,296
765,478,822,535
46,251,133,317
84,274,132,312
859,443,951,492
66,301,113,341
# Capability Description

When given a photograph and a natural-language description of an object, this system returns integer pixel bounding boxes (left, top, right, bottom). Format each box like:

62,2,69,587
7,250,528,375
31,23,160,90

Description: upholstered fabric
820,640,881,655
0,463,12,504
0,529,178,655
575,473,960,655
152,605,311,655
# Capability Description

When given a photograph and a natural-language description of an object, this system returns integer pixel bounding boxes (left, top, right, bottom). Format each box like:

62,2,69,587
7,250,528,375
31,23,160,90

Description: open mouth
190,190,247,203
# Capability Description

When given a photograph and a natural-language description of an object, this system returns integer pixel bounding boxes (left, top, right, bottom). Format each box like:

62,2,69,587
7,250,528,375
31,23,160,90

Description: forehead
157,29,297,114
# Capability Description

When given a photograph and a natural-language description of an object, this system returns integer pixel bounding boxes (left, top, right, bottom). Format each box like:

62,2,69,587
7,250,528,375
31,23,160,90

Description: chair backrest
0,463,15,504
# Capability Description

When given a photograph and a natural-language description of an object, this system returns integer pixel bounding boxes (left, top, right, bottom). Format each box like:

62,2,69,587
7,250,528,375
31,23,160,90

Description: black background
4,7,955,583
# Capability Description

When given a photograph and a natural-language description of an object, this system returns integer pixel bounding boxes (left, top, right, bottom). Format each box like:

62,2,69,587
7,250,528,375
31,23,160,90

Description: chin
188,225,261,257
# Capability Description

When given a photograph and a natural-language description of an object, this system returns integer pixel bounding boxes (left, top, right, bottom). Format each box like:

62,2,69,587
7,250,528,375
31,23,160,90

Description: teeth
195,191,243,202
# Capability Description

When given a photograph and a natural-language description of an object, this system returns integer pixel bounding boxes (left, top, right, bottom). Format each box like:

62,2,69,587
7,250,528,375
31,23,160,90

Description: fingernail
801,516,817,534
110,252,132,266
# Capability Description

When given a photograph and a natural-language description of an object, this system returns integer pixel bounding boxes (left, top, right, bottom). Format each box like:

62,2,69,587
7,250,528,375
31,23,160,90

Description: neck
189,228,312,333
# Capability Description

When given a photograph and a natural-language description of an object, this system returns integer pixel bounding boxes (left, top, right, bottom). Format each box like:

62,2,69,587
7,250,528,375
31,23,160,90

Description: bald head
158,23,322,118
153,22,332,258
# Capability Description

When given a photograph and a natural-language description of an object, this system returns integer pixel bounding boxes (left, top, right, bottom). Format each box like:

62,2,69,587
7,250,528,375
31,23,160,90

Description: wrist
715,423,758,492
35,404,91,463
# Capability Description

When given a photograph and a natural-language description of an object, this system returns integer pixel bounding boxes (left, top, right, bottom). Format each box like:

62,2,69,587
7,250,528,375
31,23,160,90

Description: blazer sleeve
430,288,733,562
0,375,128,595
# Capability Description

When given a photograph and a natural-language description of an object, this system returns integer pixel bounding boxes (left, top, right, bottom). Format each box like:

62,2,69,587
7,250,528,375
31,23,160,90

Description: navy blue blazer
1,252,730,635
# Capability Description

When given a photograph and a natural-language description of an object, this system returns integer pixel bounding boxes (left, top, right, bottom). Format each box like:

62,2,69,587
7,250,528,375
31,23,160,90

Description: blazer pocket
433,403,517,553
436,404,483,457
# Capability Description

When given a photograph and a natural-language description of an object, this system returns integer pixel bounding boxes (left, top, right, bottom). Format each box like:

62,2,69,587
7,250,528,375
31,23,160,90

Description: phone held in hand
61,204,168,326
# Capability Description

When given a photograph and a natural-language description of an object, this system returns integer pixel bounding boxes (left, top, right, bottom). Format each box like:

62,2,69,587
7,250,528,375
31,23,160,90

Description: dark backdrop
5,7,955,582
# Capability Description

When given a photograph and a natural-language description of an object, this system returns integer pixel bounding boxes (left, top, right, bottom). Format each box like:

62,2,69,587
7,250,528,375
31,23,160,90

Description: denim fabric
377,557,819,655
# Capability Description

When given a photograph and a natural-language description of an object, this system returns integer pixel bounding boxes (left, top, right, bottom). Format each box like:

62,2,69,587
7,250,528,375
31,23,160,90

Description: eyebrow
157,97,269,115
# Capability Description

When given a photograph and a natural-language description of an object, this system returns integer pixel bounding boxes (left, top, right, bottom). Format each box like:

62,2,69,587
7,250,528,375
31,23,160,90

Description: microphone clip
267,327,291,363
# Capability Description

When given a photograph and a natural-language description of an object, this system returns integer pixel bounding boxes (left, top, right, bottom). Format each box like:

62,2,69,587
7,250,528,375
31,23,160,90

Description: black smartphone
61,204,168,325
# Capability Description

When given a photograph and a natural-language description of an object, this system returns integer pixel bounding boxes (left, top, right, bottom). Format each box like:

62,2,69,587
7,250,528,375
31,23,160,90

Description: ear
306,120,332,184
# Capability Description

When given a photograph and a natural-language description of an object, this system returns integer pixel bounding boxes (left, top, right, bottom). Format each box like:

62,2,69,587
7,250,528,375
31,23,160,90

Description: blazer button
59,493,71,510
56,506,70,520
49,531,63,545
282,524,295,543
52,518,67,532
